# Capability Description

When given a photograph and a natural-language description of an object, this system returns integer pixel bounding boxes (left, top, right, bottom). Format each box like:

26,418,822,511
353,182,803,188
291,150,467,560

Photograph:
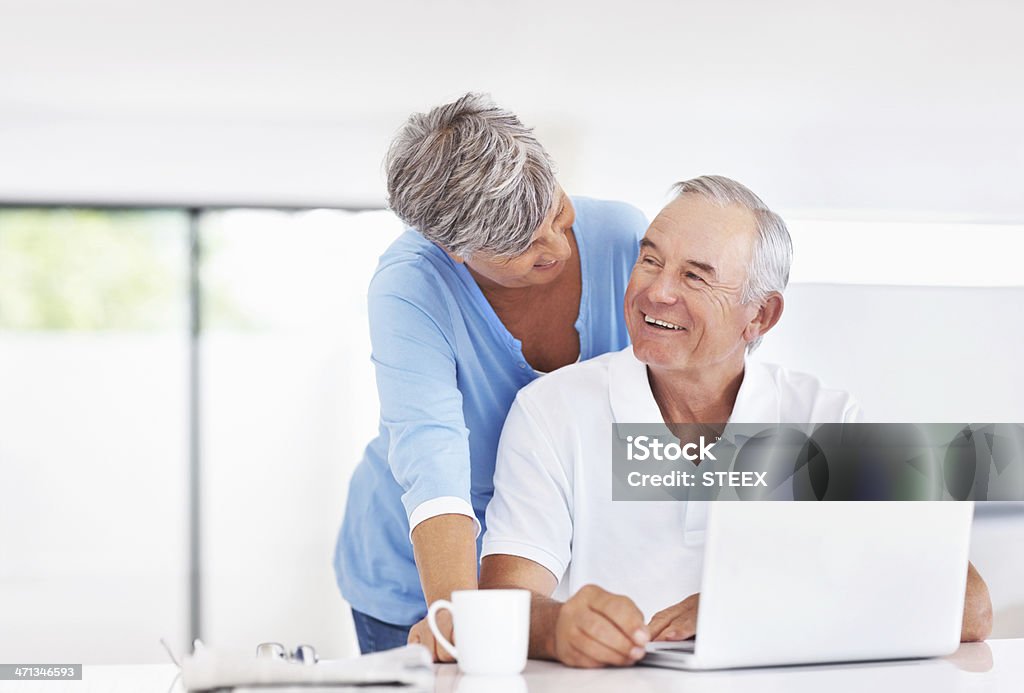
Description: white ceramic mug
426,589,530,675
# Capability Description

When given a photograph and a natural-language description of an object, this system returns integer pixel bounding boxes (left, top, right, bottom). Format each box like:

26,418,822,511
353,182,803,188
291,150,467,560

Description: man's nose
646,273,679,305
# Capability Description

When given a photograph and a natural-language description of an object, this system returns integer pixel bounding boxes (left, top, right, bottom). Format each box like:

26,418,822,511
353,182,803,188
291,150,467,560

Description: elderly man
478,176,993,668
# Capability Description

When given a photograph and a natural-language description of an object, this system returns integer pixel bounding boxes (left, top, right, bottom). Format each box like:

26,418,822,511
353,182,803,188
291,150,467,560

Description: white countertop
8,639,1020,693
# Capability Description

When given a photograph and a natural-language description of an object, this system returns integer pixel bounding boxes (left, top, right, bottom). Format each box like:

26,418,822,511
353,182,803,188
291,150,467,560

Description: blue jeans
351,608,413,654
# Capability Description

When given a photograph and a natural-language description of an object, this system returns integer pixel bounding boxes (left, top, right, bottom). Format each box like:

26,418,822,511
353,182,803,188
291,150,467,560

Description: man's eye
641,256,659,265
685,271,705,283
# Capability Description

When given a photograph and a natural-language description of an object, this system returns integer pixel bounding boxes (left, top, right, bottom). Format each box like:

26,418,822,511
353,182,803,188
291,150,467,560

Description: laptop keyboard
647,640,696,653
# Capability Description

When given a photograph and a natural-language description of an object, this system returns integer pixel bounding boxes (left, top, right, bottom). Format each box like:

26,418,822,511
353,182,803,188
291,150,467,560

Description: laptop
643,502,973,670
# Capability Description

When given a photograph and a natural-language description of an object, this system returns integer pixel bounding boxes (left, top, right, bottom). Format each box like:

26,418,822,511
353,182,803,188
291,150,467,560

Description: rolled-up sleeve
368,266,480,538
482,392,574,582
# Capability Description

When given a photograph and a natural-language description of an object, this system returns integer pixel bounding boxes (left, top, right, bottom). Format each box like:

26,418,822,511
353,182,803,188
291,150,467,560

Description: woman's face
461,187,576,290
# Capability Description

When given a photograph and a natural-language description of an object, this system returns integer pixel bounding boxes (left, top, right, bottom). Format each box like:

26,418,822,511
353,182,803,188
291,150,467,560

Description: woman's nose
537,226,570,258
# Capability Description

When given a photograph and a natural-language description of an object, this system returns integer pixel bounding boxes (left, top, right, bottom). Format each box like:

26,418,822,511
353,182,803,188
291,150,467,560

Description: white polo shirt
482,346,861,620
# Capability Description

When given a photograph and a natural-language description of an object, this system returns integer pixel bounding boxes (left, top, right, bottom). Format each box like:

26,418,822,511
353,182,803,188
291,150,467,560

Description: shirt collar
608,346,663,424
729,358,781,423
608,346,781,427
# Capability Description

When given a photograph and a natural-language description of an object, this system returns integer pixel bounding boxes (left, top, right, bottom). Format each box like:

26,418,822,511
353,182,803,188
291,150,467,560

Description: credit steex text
624,435,767,488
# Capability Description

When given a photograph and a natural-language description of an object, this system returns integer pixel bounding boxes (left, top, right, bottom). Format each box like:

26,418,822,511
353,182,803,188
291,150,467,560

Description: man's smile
643,313,687,331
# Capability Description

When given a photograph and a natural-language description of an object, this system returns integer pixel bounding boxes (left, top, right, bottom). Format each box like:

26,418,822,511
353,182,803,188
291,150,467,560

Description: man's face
625,195,760,374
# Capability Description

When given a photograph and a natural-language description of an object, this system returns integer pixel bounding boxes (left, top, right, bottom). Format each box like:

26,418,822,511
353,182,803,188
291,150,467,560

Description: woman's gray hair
672,175,793,352
384,93,557,259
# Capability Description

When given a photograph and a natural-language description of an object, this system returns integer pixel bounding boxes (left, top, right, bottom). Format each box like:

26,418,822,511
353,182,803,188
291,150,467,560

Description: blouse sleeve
367,262,480,538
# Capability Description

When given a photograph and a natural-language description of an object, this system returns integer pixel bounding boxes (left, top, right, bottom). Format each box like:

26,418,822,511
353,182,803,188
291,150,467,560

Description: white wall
197,210,399,660
1,0,1022,218
751,284,1024,423
0,335,190,663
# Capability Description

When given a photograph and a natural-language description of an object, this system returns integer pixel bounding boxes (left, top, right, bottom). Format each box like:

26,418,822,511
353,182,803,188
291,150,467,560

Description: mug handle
426,599,458,660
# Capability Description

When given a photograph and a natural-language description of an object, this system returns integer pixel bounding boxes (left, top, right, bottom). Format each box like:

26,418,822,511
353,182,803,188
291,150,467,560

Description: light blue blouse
334,197,647,625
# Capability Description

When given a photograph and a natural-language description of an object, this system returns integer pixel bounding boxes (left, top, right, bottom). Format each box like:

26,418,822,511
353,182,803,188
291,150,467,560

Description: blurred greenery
0,208,264,332
0,209,190,331
0,207,316,333
198,221,266,332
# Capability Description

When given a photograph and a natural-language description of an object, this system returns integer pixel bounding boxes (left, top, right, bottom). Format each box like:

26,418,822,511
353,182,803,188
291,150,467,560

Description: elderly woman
334,93,646,659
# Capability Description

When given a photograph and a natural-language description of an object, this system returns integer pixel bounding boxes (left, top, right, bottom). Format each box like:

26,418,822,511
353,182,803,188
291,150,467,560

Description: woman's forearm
411,513,480,604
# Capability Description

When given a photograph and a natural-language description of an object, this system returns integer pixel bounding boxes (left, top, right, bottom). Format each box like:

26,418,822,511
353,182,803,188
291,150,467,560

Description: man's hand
962,562,993,642
408,609,456,663
552,584,650,668
647,593,700,641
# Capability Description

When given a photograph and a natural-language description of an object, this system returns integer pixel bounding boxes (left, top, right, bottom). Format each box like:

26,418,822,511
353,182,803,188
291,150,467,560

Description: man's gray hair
384,93,557,259
672,175,793,352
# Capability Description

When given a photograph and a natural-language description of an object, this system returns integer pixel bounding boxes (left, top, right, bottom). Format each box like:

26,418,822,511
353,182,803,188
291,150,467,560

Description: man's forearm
961,561,993,642
479,554,562,659
411,514,479,604
481,556,651,668
525,594,563,660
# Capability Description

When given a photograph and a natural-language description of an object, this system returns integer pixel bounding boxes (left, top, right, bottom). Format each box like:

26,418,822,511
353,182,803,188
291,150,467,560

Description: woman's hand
408,609,456,663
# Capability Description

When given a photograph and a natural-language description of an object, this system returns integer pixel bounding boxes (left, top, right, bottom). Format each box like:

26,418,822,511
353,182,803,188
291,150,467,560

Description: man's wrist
533,599,563,660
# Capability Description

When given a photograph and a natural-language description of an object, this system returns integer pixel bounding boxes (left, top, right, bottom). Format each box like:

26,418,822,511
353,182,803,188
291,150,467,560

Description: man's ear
743,292,784,344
